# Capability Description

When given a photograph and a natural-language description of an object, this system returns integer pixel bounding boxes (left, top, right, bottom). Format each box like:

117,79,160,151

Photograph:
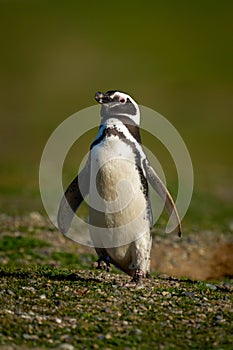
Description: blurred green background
0,0,232,232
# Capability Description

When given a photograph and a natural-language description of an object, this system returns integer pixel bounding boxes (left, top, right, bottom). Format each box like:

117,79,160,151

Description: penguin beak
95,91,112,104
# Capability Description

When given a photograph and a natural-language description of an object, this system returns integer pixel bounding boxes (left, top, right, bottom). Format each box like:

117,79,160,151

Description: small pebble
97,334,105,340
129,329,142,335
55,318,62,324
59,344,75,350
23,334,38,340
162,291,170,296
6,289,14,296
40,294,46,299
206,283,217,290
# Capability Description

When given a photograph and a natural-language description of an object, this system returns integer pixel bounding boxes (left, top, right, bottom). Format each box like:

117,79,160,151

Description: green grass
0,235,50,261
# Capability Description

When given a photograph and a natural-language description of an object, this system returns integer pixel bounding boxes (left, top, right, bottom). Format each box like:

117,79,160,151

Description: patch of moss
0,266,232,349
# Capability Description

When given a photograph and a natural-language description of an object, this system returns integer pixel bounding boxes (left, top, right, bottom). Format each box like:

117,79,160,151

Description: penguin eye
119,96,126,103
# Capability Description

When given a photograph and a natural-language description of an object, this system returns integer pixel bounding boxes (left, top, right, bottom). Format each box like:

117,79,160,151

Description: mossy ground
0,214,233,350
1,266,233,350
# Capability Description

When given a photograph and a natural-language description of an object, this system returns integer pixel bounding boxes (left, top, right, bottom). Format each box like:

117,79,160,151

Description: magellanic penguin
57,90,181,283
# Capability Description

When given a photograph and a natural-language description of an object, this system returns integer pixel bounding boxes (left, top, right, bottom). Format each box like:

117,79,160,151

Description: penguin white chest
89,136,150,250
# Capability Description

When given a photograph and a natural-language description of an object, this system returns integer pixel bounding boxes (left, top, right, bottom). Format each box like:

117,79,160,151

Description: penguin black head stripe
95,90,141,143
95,90,139,125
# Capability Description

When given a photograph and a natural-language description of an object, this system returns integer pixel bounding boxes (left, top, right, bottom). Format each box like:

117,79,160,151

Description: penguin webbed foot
94,257,111,272
123,269,145,288
132,268,144,284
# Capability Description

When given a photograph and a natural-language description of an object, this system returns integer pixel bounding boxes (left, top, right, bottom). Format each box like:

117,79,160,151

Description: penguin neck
101,116,141,144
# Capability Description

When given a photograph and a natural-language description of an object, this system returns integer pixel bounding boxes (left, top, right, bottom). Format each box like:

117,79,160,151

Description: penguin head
95,90,140,125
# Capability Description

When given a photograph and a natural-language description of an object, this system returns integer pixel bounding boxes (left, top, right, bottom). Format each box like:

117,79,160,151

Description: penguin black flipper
143,159,182,237
57,158,90,234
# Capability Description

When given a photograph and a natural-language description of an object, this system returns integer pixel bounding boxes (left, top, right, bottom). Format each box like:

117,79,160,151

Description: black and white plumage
57,90,181,283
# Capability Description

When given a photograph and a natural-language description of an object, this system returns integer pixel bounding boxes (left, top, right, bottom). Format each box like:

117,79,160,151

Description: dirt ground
1,212,233,281
150,231,233,281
